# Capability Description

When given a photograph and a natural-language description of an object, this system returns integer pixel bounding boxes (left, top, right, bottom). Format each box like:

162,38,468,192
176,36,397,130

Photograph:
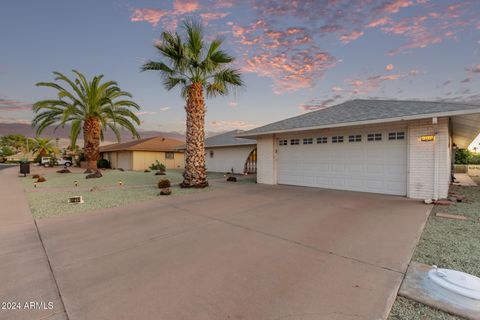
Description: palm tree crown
31,137,57,157
142,20,244,187
32,70,141,173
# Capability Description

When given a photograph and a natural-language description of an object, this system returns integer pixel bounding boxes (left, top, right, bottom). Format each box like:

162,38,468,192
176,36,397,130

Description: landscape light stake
74,180,78,187
34,182,37,188
119,180,123,186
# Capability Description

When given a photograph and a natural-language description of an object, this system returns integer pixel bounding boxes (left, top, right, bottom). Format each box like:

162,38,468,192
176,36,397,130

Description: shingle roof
205,130,256,148
176,130,256,149
239,99,480,136
100,136,184,152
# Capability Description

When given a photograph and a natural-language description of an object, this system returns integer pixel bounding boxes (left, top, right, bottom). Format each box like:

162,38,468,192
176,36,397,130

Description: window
367,133,382,141
349,134,362,142
303,138,313,144
279,139,288,146
209,150,214,158
388,132,405,140
332,136,344,143
290,139,300,145
165,152,175,159
317,137,328,144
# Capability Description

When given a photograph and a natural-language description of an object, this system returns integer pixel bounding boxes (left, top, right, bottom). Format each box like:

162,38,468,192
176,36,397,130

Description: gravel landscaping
23,169,225,219
389,184,480,320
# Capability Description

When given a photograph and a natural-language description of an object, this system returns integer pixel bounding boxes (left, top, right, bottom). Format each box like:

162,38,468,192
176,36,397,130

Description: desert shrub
157,179,171,188
455,148,472,164
37,176,47,183
150,160,166,172
144,169,151,173
159,188,171,195
97,159,110,169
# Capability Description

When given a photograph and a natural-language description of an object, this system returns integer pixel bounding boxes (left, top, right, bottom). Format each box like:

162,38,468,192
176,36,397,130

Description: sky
0,0,479,140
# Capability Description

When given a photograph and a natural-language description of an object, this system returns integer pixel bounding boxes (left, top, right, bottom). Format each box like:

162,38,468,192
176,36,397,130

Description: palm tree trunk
181,82,208,188
83,117,101,174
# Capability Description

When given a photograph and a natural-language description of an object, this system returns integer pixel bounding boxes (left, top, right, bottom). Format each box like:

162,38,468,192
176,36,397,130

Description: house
100,136,184,171
239,99,480,199
203,130,256,173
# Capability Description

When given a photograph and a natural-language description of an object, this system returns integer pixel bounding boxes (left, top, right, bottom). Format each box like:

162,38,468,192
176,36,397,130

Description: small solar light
118,180,123,186
34,182,37,188
74,180,78,187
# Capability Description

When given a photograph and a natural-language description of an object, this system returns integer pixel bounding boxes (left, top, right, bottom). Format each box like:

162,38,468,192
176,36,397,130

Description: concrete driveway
36,183,430,320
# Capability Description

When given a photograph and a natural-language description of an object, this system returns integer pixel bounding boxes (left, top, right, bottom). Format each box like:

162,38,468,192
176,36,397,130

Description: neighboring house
239,99,480,200
100,136,184,171
204,130,256,173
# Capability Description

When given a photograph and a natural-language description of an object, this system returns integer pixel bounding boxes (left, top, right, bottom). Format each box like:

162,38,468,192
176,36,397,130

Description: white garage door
277,131,407,195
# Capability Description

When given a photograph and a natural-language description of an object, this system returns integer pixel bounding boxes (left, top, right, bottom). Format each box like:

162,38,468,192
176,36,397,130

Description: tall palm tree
31,137,57,157
142,20,244,188
32,70,141,175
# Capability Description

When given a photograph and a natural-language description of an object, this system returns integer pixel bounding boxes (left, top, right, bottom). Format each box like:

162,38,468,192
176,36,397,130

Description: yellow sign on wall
420,135,435,142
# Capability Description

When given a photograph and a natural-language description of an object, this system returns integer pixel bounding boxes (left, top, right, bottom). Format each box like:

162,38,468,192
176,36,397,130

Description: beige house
240,99,480,200
100,136,184,171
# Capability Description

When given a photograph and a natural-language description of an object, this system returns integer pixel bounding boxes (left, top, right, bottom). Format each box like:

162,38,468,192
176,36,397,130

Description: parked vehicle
40,157,72,167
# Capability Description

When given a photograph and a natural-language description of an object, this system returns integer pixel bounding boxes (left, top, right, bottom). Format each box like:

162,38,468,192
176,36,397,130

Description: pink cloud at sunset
173,0,200,14
385,64,395,71
210,120,257,130
131,8,167,27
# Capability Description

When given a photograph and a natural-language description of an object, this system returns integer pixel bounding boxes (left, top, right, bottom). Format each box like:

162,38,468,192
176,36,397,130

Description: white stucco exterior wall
256,135,276,184
205,145,256,173
407,117,451,200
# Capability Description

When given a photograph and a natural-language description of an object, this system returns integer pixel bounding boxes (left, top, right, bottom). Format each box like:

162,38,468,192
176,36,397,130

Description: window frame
348,134,362,142
303,138,313,145
388,132,405,140
290,139,300,145
279,139,288,146
165,152,175,159
316,137,328,144
367,133,382,141
332,135,344,143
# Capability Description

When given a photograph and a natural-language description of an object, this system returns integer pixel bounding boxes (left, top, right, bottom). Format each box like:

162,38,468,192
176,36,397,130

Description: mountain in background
0,123,185,144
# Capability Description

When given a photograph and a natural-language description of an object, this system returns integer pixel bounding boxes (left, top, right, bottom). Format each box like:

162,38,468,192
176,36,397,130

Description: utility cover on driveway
37,184,430,320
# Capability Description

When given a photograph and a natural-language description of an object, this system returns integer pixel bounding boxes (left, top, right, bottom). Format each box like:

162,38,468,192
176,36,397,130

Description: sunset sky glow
0,0,479,136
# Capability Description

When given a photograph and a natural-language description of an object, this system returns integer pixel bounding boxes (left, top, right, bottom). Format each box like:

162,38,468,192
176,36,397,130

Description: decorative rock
117,168,124,172
434,199,452,206
227,176,237,182
32,174,40,179
86,171,103,179
456,195,466,202
435,212,470,221
144,169,150,173
424,199,433,204
36,176,47,183
57,168,71,174
159,188,171,195
90,186,101,192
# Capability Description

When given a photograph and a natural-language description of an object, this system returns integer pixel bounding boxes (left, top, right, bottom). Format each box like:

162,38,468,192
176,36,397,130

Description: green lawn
388,184,480,319
23,169,225,219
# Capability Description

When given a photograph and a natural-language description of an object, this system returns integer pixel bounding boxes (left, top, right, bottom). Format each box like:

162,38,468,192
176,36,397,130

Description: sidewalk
0,167,67,320
454,173,478,186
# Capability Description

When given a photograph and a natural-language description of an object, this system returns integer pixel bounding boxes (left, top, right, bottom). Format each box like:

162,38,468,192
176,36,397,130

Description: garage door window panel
290,139,300,145
332,136,344,143
317,137,328,144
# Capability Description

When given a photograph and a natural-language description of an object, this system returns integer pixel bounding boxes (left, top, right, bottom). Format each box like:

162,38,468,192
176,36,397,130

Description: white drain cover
428,266,480,300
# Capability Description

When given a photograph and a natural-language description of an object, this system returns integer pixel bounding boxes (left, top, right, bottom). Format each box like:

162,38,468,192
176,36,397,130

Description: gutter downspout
433,117,439,200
